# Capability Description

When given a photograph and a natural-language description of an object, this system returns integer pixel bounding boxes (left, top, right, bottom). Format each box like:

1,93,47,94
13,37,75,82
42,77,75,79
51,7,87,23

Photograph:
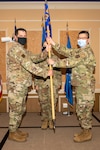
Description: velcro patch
80,52,85,58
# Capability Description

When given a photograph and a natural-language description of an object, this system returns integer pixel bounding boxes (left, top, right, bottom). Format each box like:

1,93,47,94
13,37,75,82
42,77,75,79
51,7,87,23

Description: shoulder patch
75,54,80,58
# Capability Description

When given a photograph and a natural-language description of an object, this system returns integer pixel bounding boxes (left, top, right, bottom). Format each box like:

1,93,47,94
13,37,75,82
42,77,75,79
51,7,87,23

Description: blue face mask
77,39,87,48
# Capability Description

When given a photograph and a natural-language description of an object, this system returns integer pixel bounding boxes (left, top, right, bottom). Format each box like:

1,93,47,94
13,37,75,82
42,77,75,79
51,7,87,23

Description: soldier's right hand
47,58,55,65
46,37,55,46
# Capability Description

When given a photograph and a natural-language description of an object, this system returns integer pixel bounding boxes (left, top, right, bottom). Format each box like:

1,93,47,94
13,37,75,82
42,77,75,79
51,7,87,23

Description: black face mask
18,37,27,45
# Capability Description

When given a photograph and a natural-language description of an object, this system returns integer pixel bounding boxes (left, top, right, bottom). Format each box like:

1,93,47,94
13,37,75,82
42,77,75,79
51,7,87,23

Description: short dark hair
78,30,89,39
15,28,27,36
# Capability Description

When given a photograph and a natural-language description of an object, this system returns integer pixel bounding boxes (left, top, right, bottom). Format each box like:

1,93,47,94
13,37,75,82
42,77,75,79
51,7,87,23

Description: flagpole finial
41,16,44,27
15,18,16,24
42,16,43,21
66,21,68,31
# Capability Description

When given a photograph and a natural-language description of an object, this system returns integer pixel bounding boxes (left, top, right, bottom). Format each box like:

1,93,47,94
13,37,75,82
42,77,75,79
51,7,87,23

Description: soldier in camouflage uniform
46,31,96,142
7,28,52,142
34,43,62,130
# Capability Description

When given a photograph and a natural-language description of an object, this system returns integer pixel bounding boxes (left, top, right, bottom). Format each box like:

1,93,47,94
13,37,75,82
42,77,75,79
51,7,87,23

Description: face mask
18,37,27,45
77,39,87,48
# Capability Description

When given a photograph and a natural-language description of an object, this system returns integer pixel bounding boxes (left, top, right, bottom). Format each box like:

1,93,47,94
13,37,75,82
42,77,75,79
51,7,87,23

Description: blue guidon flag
64,33,73,106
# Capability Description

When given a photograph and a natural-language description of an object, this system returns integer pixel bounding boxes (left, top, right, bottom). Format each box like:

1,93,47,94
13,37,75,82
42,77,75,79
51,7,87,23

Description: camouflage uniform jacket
7,42,48,88
52,44,96,87
34,52,62,89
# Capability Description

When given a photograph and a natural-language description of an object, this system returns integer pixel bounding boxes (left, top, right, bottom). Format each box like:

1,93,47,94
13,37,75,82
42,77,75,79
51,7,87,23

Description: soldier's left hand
48,69,53,76
45,44,51,52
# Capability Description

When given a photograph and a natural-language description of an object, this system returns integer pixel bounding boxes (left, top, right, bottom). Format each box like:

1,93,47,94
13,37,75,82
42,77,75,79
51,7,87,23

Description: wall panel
0,2,100,112
0,31,6,82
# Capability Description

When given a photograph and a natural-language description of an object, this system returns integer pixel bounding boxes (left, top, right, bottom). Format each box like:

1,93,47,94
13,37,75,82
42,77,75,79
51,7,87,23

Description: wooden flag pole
47,26,55,132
